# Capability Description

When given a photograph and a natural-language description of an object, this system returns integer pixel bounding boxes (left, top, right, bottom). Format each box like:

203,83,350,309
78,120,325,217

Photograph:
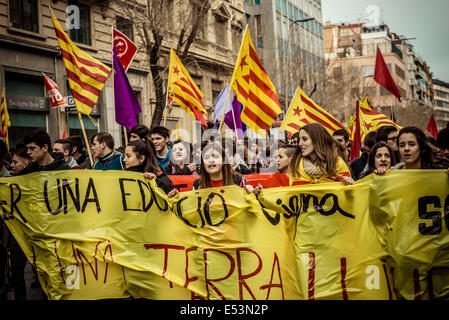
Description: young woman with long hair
123,138,177,197
360,141,396,178
393,126,449,170
288,123,353,185
192,142,262,194
164,140,198,175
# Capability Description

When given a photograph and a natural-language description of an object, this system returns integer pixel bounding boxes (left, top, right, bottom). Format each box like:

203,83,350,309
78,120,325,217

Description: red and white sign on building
42,73,68,108
113,27,138,72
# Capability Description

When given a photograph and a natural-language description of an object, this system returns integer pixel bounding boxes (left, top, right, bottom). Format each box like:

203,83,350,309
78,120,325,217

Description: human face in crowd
277,148,291,173
398,133,421,167
299,130,314,158
124,146,144,169
333,135,347,150
26,142,47,164
129,133,140,142
202,146,223,176
374,146,391,171
387,130,399,151
290,136,299,146
150,133,168,153
91,137,106,159
11,155,30,174
172,143,188,163
53,143,69,161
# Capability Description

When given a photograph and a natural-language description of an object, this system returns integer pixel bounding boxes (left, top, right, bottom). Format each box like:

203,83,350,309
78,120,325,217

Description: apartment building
433,79,449,130
0,0,245,148
323,20,433,122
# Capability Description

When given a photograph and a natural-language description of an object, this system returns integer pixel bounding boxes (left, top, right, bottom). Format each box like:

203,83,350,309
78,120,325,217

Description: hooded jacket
93,150,125,171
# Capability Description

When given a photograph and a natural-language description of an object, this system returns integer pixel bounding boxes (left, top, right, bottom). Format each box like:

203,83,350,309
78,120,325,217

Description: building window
116,16,133,41
333,67,342,81
193,4,207,40
215,19,227,47
362,65,374,77
9,0,39,33
349,66,359,79
255,15,263,48
362,86,377,97
380,87,391,96
5,71,47,148
211,80,223,106
350,87,360,98
69,1,91,45
232,26,242,52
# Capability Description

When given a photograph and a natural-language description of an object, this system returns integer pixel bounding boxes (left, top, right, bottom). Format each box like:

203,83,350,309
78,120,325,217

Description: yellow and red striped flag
347,94,373,139
0,87,11,149
350,97,402,161
50,7,111,116
168,49,208,127
230,26,282,137
281,87,345,135
358,106,402,141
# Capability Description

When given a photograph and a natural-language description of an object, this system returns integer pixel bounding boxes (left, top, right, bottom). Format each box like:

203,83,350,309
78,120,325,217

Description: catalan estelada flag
347,94,373,139
349,97,402,161
50,7,111,116
0,87,11,148
230,26,282,137
168,49,207,128
281,87,345,135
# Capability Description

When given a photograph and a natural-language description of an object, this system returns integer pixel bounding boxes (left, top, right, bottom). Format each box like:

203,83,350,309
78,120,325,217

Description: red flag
350,101,361,163
374,47,401,102
62,123,67,139
113,28,138,72
426,114,438,139
42,73,68,108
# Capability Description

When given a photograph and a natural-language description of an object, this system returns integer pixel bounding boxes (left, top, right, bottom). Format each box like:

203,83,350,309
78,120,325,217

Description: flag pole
163,56,172,127
123,126,128,146
163,84,170,127
218,87,232,133
77,111,94,167
219,25,248,134
230,103,239,140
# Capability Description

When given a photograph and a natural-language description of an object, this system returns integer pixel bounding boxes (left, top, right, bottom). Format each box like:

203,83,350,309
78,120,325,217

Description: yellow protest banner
0,170,448,300
368,170,449,299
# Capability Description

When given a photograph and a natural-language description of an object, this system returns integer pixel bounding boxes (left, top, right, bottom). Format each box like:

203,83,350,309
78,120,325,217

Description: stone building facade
0,0,245,148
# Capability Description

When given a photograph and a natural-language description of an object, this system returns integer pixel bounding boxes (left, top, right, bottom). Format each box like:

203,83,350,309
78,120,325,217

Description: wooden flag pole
163,84,170,127
230,105,239,140
123,126,128,146
218,87,232,133
78,111,94,167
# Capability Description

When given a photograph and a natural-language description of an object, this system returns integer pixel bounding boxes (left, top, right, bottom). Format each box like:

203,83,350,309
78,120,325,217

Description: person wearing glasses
376,126,400,164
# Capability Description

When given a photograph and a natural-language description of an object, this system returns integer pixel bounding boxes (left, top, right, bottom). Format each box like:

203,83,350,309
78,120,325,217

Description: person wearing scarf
289,123,353,186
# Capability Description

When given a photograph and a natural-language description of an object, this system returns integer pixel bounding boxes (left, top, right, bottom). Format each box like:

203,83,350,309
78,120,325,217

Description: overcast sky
322,0,449,82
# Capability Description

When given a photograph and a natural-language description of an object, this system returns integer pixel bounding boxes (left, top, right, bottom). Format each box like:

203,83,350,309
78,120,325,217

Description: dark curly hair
398,126,449,169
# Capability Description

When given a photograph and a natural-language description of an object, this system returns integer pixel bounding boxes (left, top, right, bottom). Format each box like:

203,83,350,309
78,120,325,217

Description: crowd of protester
1,121,449,300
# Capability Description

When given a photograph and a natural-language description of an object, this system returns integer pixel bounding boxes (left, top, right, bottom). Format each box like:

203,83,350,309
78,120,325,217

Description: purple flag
113,46,142,129
224,96,244,138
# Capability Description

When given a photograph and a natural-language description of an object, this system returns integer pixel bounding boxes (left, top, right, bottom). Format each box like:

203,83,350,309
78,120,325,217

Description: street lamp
284,17,315,113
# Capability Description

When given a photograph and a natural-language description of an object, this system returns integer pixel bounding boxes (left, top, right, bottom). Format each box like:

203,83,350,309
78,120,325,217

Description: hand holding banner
1,170,448,300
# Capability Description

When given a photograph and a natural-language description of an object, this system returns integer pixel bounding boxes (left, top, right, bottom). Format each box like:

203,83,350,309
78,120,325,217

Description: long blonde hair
289,123,340,177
